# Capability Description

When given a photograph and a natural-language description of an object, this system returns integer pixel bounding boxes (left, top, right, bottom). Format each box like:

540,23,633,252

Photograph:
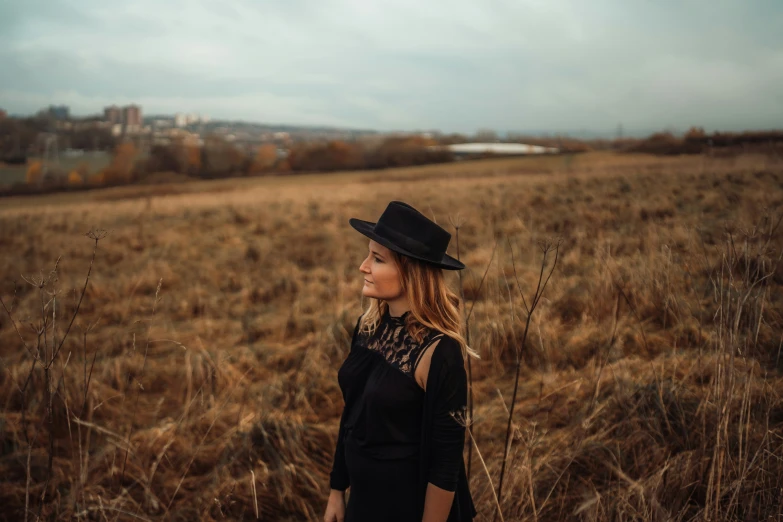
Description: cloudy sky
1,0,781,135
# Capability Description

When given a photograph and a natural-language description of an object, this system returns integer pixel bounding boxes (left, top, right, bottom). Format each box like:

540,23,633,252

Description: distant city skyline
8,104,632,138
1,1,782,135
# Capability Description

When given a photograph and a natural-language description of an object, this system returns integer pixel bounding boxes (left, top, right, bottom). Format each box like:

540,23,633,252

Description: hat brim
349,218,466,270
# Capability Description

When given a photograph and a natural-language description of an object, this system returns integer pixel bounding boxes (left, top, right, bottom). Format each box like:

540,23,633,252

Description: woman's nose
359,257,370,273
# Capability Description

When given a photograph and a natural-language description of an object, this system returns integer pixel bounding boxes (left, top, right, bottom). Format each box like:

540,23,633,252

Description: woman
324,201,478,522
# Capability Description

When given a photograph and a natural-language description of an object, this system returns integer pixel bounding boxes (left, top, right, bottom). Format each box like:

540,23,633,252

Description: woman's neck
386,299,411,318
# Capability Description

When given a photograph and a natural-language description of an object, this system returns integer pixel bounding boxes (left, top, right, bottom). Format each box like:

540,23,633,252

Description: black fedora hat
349,201,465,270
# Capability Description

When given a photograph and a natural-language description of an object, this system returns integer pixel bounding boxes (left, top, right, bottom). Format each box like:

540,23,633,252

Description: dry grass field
1,151,782,521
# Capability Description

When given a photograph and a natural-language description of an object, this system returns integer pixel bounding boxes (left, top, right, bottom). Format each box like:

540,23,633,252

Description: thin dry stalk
451,212,498,482
251,470,259,519
495,238,560,518
5,230,106,521
451,214,473,481
453,410,505,522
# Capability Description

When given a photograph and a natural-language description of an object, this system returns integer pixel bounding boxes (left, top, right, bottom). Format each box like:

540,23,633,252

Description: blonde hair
359,250,480,360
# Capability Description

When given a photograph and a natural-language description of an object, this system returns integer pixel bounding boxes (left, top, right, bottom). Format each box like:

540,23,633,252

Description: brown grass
1,151,782,521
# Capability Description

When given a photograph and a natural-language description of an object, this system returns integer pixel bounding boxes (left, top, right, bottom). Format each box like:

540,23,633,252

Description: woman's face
359,240,403,301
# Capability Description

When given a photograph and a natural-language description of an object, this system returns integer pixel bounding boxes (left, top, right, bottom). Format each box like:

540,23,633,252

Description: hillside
1,151,781,521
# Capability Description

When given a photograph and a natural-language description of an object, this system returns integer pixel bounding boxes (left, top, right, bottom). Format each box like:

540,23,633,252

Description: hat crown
374,202,450,260
348,200,465,270
376,201,451,256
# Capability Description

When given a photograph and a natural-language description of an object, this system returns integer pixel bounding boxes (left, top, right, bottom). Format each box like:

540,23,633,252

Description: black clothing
343,435,421,521
330,310,476,521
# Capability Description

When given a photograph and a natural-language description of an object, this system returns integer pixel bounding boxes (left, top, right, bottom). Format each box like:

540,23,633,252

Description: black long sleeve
329,402,351,490
329,316,362,491
426,340,468,492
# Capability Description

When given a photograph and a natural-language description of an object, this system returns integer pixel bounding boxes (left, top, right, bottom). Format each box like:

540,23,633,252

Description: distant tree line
135,135,453,180
1,134,458,195
287,136,453,172
625,128,783,156
4,119,782,197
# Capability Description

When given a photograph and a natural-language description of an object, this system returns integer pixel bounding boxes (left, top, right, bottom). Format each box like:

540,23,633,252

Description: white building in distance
444,143,559,156
174,113,209,127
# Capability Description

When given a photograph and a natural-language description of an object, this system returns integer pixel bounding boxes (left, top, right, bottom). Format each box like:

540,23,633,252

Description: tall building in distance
103,104,143,135
104,105,122,124
174,113,188,128
0,108,7,120
42,105,70,120
123,105,142,126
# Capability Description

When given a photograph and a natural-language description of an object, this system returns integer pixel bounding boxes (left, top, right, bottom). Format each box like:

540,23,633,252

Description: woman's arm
422,482,456,522
422,340,469,522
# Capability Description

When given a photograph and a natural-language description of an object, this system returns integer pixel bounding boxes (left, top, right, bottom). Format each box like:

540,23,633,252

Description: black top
330,310,477,520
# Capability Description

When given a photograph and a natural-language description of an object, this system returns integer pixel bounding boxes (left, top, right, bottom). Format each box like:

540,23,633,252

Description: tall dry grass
0,151,782,521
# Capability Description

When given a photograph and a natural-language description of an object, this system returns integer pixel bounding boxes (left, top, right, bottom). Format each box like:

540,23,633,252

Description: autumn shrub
200,135,249,178
249,143,280,174
363,136,454,169
67,170,84,185
25,160,43,185
101,141,139,184
286,140,364,172
624,131,697,155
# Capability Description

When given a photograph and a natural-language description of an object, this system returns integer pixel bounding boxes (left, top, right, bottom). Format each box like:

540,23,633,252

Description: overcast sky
1,0,781,135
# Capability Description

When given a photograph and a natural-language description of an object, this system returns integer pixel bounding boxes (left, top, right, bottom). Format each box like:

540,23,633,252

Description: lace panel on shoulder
362,315,443,377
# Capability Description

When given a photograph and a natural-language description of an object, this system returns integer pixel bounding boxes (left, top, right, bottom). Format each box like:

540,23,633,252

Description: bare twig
0,294,34,357
450,213,475,481
15,229,105,519
450,213,498,482
467,239,499,325
495,238,560,518
452,410,505,522
49,229,106,366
